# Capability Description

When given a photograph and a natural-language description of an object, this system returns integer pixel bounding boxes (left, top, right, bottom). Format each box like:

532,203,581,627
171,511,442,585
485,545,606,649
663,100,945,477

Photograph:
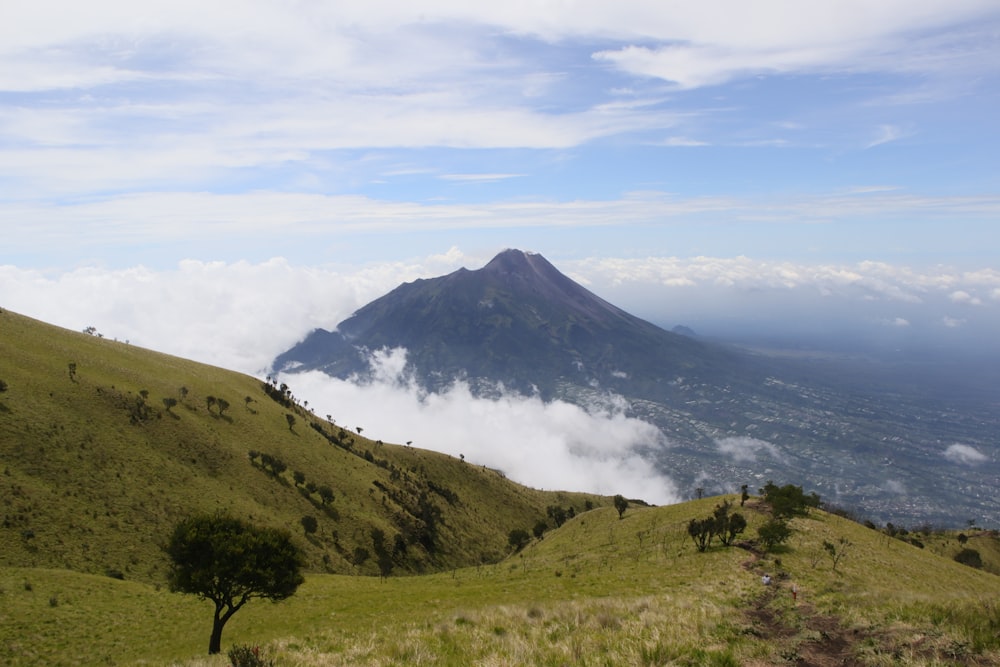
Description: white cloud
2,251,998,377
866,124,907,149
714,436,785,463
943,443,988,465
280,354,679,504
949,290,982,305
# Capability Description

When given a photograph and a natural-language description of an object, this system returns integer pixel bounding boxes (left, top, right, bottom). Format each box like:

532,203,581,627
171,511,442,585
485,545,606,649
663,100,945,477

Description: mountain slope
275,249,742,397
0,309,605,581
273,250,1000,528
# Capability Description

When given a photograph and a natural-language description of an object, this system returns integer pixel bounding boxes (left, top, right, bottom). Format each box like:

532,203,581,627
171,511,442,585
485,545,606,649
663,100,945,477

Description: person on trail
791,584,798,601
762,574,771,586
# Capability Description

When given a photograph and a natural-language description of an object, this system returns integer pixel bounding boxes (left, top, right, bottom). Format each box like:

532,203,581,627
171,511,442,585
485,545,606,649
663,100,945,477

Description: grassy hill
0,308,604,581
3,308,1000,666
2,498,1000,665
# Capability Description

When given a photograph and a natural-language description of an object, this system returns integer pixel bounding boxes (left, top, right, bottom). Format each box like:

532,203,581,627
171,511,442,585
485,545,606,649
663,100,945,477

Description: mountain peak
274,249,718,397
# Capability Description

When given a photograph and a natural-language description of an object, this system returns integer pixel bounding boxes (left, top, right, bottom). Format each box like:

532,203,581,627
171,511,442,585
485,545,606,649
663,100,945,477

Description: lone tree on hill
614,494,629,519
167,514,304,654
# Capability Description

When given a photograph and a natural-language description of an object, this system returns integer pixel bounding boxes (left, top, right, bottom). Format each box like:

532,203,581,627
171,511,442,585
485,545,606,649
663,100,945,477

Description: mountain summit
273,249,1000,526
274,249,733,396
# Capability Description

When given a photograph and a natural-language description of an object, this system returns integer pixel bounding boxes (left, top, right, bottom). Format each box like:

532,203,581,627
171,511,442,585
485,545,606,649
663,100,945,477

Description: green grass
4,500,1000,665
4,309,1000,666
1,309,604,581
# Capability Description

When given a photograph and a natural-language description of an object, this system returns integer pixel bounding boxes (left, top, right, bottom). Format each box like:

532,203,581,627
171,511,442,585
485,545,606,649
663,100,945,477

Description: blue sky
3,0,999,270
2,0,998,501
3,0,999,352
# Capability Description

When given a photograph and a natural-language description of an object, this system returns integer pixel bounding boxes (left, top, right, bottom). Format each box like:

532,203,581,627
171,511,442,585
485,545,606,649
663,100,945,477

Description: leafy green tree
613,494,629,519
740,484,749,507
954,548,983,569
508,528,530,551
162,397,178,414
293,470,306,486
206,396,217,413
318,485,335,505
285,413,296,431
217,398,230,416
757,517,792,551
0,379,8,393
547,505,567,527
687,517,714,552
532,520,548,540
166,514,304,654
712,501,746,546
760,481,820,519
300,515,318,535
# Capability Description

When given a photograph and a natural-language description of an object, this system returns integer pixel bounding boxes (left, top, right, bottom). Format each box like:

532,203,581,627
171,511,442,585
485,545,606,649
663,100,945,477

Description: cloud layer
281,351,678,504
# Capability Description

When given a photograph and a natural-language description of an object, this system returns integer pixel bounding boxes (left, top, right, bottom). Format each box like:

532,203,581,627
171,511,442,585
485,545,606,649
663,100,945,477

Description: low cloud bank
280,348,680,505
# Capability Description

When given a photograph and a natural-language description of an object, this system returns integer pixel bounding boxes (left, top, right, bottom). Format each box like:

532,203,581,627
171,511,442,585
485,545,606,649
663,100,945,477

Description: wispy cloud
439,173,524,182
715,436,785,464
943,443,988,465
866,124,907,149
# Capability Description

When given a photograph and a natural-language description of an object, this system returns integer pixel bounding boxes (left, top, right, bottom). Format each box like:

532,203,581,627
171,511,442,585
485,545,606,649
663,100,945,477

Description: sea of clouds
2,250,997,501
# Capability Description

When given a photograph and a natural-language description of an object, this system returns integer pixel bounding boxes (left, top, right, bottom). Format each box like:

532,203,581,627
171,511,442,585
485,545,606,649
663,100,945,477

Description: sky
3,1,999,503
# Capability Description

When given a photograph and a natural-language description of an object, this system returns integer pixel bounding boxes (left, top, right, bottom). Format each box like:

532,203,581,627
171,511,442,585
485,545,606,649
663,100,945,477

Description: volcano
273,249,740,397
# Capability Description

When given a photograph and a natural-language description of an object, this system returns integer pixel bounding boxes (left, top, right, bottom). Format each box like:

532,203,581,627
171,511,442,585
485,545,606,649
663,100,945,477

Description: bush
954,548,983,569
228,644,274,667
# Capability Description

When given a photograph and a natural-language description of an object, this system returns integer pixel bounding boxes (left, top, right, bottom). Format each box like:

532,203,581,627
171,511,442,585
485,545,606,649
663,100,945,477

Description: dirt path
740,549,864,666
745,587,863,666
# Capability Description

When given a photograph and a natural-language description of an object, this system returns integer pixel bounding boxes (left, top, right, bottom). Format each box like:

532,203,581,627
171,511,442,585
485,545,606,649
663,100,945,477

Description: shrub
228,644,274,667
954,548,983,569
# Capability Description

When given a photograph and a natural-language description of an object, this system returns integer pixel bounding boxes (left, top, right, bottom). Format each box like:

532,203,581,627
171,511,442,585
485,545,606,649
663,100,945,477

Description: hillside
2,497,999,665
0,309,605,581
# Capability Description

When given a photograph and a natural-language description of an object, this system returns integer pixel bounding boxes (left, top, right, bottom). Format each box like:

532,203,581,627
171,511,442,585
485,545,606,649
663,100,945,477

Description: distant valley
276,249,1000,528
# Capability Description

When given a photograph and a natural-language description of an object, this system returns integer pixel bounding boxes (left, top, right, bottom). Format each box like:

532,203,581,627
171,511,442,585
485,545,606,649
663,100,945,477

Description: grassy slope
0,309,603,581
3,499,999,665
4,309,1000,666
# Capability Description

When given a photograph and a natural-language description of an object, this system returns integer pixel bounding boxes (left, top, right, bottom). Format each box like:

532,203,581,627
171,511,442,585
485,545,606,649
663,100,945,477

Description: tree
757,517,792,551
533,520,548,540
712,501,746,546
216,398,230,416
761,481,820,519
293,470,306,486
508,528,530,552
740,484,749,507
822,537,851,571
285,414,296,431
687,517,714,552
162,397,178,414
318,485,335,505
955,547,983,569
300,515,318,535
613,494,629,519
166,514,304,654
547,505,567,528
